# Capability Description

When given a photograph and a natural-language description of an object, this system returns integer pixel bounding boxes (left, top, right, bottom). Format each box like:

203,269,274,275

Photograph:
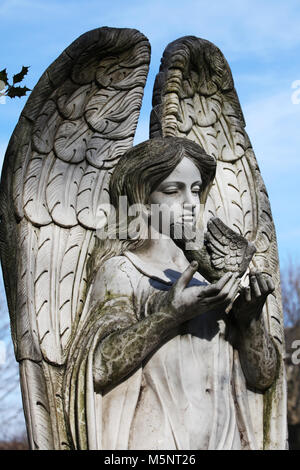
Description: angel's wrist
234,310,265,339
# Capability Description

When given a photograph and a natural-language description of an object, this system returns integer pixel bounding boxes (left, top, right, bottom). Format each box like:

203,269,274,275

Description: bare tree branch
281,259,300,327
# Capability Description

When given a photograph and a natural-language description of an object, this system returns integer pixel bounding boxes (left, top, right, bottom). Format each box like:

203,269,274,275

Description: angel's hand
160,262,241,322
232,270,275,329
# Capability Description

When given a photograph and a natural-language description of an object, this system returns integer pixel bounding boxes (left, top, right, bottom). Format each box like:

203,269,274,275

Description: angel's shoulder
92,255,141,298
99,255,138,278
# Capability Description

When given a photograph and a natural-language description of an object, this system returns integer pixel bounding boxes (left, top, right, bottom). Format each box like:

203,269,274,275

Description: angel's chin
169,221,197,243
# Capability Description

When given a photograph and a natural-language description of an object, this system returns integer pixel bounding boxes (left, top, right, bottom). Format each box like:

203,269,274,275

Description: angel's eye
162,189,179,194
192,190,201,197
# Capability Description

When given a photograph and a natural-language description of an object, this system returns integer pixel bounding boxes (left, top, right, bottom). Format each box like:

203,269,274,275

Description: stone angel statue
0,27,287,450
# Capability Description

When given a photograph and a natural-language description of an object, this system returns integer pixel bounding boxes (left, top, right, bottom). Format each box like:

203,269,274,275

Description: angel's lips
170,221,197,245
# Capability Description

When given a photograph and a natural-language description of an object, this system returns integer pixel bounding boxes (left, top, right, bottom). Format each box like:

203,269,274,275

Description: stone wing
150,35,286,449
0,27,150,448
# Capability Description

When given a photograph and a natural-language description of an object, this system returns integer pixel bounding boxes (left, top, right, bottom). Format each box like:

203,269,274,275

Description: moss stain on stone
263,342,281,449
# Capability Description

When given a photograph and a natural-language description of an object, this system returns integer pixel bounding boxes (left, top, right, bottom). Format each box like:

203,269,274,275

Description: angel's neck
131,228,187,268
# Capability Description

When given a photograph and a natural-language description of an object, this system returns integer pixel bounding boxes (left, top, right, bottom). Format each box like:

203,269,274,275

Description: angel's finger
211,274,240,302
198,272,233,298
224,280,242,313
175,261,198,292
207,278,240,309
249,272,261,298
215,272,237,290
243,286,251,302
220,274,240,295
266,277,275,293
256,272,268,294
226,278,241,302
221,278,241,305
201,283,221,297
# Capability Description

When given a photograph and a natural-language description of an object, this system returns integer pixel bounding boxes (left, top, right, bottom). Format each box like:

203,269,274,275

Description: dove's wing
206,217,256,275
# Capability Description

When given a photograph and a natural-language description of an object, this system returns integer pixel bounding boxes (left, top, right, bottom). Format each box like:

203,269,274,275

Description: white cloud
243,89,300,169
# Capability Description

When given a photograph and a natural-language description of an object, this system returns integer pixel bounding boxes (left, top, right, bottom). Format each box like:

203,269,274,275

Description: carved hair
88,137,216,281
109,137,216,208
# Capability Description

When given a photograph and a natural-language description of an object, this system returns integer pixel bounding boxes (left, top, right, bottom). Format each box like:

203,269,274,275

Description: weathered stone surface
0,26,150,449
0,28,286,450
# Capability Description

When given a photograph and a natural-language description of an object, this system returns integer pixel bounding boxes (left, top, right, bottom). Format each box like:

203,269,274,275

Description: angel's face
148,157,202,237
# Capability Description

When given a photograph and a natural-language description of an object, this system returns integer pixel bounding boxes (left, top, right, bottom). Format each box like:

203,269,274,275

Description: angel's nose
182,189,195,206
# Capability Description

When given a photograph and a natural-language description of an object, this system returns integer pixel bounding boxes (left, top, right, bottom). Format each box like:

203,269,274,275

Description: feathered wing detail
0,27,150,448
205,217,256,276
171,216,256,283
150,36,286,449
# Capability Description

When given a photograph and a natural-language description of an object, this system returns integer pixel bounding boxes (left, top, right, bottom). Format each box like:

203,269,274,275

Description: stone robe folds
63,254,259,450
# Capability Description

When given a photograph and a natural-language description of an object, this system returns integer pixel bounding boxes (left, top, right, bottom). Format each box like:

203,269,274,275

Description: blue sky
0,0,300,440
1,0,300,268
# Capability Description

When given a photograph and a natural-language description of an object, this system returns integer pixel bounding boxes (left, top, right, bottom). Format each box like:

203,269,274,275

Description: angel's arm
231,272,278,392
91,259,241,393
93,294,180,393
91,257,183,393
